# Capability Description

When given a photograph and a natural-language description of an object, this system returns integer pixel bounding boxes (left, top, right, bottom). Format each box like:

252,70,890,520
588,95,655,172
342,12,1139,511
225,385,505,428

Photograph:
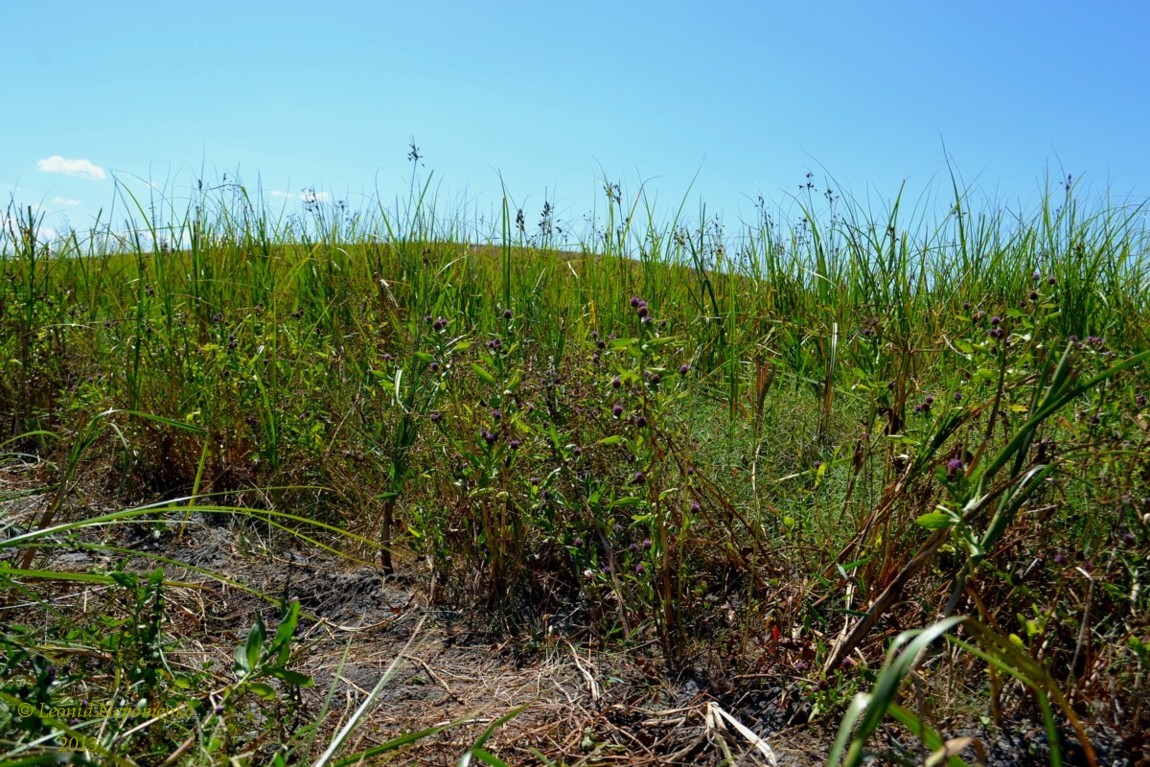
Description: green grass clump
2,166,1148,765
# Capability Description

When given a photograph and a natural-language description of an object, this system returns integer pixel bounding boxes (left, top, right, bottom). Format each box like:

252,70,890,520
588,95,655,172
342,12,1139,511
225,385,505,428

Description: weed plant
1,161,1148,764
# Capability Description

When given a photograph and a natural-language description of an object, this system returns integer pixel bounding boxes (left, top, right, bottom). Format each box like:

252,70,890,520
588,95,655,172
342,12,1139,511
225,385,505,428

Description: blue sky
4,1,1148,242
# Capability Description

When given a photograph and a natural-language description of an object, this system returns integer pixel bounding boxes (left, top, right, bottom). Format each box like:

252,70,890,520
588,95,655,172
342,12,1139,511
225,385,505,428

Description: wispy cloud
37,155,106,181
270,189,332,203
51,196,81,207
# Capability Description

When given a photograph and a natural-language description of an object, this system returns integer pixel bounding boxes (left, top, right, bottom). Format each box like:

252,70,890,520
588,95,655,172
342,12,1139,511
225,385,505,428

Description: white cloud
37,155,106,180
51,196,81,206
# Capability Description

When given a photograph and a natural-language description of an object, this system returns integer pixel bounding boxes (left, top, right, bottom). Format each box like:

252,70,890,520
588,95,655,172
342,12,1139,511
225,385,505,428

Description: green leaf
597,435,622,446
471,363,497,385
248,682,277,701
916,512,954,530
270,669,313,687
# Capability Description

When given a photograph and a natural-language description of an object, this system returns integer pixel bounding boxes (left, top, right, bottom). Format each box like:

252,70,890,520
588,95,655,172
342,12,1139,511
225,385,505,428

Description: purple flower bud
962,301,971,311
509,438,521,450
592,353,600,363
637,304,648,317
650,373,660,385
1053,553,1067,565
679,363,690,375
430,361,440,372
504,309,513,319
946,459,963,480
612,403,623,417
492,409,502,420
574,537,584,547
1032,270,1041,282
641,316,653,325
635,563,645,575
1123,532,1136,545
635,415,647,428
530,476,540,486
690,501,701,513
632,470,646,484
630,296,641,308
1047,275,1055,285
597,340,606,350
572,445,582,457
990,315,1001,325
629,542,639,553
482,429,498,446
1029,290,1039,302
642,538,652,550
612,376,622,388
430,411,442,423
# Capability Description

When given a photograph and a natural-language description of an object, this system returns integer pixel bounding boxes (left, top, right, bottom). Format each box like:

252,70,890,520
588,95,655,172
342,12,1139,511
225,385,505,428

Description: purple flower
629,542,639,553
509,438,521,450
429,361,440,372
989,327,1004,339
946,459,963,481
990,315,1002,326
433,317,447,331
962,301,971,311
1029,290,1039,302
492,409,502,421
635,563,645,575
572,445,582,457
612,376,622,388
1047,275,1056,285
1136,394,1147,408
690,501,702,514
642,538,652,550
530,476,540,486
632,470,646,485
637,304,648,317
630,296,641,308
641,316,653,325
430,411,442,423
504,309,513,319
1032,270,1041,282
679,363,690,375
592,353,600,363
649,373,660,385
481,429,498,446
612,403,624,417
634,415,647,428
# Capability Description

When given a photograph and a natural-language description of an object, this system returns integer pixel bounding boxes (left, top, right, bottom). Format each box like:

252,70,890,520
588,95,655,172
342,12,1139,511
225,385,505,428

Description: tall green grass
3,167,1148,764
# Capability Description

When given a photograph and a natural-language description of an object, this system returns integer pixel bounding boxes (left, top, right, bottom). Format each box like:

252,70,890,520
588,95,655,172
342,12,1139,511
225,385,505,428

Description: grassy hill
2,183,1148,765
